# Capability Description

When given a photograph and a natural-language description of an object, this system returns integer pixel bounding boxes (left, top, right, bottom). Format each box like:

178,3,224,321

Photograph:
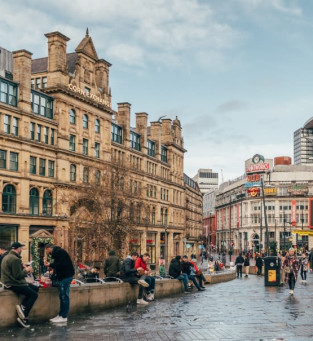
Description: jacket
300,257,308,272
0,251,9,277
181,261,193,275
168,258,182,278
244,257,250,266
1,250,27,287
103,251,121,277
235,255,244,266
256,257,263,267
283,255,300,283
135,257,148,271
120,256,138,279
49,246,75,281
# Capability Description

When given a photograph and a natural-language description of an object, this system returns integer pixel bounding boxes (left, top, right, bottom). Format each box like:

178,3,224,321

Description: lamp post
260,177,269,256
164,226,168,271
301,205,304,230
283,210,286,251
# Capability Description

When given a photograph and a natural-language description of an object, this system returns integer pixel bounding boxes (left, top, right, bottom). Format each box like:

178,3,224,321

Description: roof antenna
86,28,89,36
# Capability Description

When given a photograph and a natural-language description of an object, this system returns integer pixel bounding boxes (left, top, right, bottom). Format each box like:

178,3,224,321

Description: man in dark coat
103,250,121,278
256,253,263,275
120,251,149,305
1,242,38,328
181,255,204,291
169,255,189,293
44,244,75,323
235,253,245,278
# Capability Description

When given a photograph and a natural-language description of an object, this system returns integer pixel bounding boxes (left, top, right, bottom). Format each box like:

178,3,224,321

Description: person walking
300,252,308,284
235,253,244,278
103,250,121,278
1,242,38,328
282,248,300,295
44,244,75,323
256,253,263,276
120,251,149,305
244,254,250,278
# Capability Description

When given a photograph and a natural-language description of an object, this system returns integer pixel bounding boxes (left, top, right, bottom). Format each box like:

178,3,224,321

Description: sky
1,0,313,182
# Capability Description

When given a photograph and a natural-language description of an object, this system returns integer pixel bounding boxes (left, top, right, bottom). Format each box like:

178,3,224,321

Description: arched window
95,119,100,133
83,167,89,183
83,114,88,129
29,188,39,216
43,190,53,216
69,109,76,124
2,185,16,213
70,164,76,182
164,209,168,225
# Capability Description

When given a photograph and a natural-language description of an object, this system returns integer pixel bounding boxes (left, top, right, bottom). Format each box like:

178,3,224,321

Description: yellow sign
292,230,313,236
268,270,276,282
68,84,110,106
264,187,277,196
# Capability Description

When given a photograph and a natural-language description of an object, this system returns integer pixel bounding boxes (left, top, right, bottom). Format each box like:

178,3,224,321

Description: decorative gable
75,28,98,61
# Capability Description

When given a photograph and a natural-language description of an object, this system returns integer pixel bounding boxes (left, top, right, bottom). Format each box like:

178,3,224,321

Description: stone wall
204,270,236,284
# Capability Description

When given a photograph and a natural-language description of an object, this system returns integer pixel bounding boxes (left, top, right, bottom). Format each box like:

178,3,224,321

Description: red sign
236,204,239,228
247,187,260,197
246,163,270,174
291,200,297,226
247,174,261,182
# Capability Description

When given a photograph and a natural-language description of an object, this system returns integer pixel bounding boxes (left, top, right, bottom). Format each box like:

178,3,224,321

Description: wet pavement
1,273,313,341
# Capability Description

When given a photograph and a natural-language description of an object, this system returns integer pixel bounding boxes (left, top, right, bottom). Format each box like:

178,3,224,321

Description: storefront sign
68,84,110,106
246,154,270,174
288,185,309,196
236,204,239,228
247,187,260,197
245,181,262,188
264,187,277,196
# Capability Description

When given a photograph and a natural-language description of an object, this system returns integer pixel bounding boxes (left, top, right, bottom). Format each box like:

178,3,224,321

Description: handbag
196,269,202,276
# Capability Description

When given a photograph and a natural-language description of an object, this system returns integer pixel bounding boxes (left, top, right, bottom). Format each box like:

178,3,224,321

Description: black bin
264,256,281,286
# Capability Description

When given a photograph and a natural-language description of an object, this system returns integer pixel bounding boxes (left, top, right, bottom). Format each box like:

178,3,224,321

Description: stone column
167,232,174,262
155,231,161,271
19,224,30,263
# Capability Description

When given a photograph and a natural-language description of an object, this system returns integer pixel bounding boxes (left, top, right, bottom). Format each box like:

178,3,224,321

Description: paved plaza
1,273,313,341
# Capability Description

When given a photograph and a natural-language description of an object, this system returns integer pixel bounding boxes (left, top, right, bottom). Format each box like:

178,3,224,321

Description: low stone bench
0,279,183,328
204,270,236,284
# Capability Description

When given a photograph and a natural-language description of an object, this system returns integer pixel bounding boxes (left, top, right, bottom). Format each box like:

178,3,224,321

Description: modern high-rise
294,118,313,165
192,168,218,194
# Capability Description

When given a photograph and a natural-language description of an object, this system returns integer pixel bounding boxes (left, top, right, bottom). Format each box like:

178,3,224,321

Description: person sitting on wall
120,251,149,305
135,253,156,301
181,255,204,291
103,250,121,279
86,266,100,283
169,255,190,293
1,242,39,328
189,255,206,288
214,260,220,272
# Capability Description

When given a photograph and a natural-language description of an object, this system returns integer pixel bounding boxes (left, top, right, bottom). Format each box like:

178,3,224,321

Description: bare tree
64,161,146,265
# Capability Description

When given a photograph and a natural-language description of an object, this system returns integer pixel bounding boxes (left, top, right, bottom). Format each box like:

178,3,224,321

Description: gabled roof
75,28,98,60
31,52,78,74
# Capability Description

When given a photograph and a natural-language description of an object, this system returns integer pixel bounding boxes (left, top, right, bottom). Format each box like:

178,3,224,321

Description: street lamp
260,177,269,256
164,226,168,271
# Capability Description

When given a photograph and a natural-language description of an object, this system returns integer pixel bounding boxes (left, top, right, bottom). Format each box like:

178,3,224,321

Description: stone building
215,155,313,254
0,30,202,271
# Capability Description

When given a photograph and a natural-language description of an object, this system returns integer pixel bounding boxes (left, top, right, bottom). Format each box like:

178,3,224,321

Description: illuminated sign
264,187,277,196
68,84,110,106
245,181,262,188
246,163,270,174
291,200,297,226
247,187,260,197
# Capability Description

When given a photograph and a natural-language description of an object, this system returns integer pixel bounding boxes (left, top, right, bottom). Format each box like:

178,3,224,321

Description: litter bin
264,256,281,286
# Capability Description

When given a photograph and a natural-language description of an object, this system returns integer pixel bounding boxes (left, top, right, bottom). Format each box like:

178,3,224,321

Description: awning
291,230,313,236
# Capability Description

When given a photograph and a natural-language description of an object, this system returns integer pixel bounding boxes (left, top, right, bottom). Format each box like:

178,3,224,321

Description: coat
120,256,137,279
1,250,27,287
135,257,148,271
49,246,75,281
300,257,308,272
169,258,182,278
282,255,300,283
103,251,121,277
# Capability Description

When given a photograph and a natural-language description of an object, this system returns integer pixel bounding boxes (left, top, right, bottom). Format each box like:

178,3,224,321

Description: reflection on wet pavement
1,274,313,340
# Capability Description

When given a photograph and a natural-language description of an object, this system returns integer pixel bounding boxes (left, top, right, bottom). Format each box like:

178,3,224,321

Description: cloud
215,100,249,114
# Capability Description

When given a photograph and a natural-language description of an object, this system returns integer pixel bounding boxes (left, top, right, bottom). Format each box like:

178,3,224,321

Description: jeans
288,273,295,290
145,276,155,294
301,269,307,281
58,277,72,318
177,273,189,290
237,265,243,278
257,266,262,275
10,284,38,318
188,275,201,290
197,273,206,287
122,276,144,299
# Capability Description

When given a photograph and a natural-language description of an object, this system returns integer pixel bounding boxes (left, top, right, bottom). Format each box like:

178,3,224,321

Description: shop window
0,225,17,249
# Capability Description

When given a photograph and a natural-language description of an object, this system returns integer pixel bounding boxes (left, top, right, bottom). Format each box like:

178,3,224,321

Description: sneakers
17,317,30,328
138,279,149,287
200,286,206,289
49,315,60,322
16,305,25,320
289,290,294,295
137,298,149,305
146,293,154,301
184,290,191,293
198,288,205,291
51,316,68,323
